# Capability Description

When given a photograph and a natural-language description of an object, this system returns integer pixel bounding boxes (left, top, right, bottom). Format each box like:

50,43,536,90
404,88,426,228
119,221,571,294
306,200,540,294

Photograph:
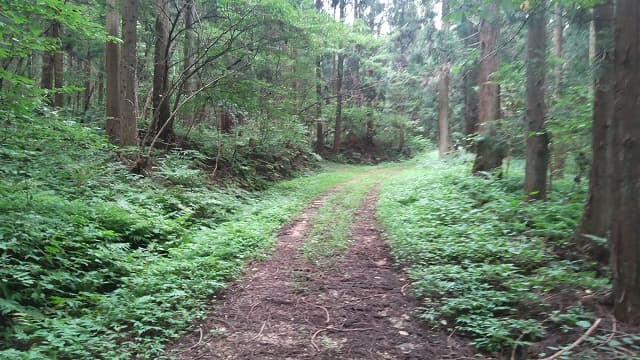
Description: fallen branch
249,321,267,341
541,318,602,360
189,326,204,350
310,327,374,352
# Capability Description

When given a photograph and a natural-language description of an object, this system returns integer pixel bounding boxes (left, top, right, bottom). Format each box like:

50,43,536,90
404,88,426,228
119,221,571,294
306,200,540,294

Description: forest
1,0,639,358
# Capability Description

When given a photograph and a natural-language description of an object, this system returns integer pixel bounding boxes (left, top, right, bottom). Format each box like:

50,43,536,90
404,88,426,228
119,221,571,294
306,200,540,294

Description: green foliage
0,116,365,358
377,152,609,353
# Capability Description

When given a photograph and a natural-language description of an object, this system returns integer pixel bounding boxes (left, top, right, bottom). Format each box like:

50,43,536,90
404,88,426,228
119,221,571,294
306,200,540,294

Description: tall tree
52,20,64,108
182,0,196,127
472,2,502,173
120,0,138,147
460,13,478,146
315,0,324,154
550,3,566,178
573,0,614,263
523,1,548,200
41,26,54,104
105,0,121,143
149,0,173,144
437,0,450,159
333,0,346,154
610,0,640,325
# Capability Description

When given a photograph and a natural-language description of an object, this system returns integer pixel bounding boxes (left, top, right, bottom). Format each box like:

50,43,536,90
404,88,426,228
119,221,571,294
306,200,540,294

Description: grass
377,151,612,355
0,116,370,359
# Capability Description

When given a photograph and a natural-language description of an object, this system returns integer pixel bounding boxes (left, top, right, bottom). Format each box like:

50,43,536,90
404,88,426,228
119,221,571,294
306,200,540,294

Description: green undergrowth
377,152,610,355
0,115,369,359
301,170,388,268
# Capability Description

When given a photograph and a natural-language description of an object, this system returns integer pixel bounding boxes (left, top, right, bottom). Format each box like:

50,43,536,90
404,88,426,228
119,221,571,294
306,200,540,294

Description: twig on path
400,283,410,296
249,321,267,341
310,327,374,352
541,318,602,360
189,326,204,350
315,304,331,324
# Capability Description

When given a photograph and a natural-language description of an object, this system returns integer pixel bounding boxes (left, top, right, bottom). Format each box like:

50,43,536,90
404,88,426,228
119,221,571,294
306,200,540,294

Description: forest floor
166,168,477,359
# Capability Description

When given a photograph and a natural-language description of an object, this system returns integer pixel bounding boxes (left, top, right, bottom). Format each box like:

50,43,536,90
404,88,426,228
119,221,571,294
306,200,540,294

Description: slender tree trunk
52,21,64,108
524,1,549,200
182,0,196,127
472,2,502,173
333,0,345,154
551,4,566,179
105,0,121,143
437,0,450,158
120,0,138,147
610,0,640,325
314,0,324,154
462,15,479,148
573,0,614,264
41,27,54,105
150,0,173,144
83,49,93,114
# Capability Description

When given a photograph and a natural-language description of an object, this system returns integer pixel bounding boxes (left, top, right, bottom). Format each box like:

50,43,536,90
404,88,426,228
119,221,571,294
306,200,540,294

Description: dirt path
167,178,474,359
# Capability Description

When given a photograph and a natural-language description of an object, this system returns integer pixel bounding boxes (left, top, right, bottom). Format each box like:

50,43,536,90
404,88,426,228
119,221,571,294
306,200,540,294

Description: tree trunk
437,62,450,158
333,0,345,154
315,0,324,154
524,1,549,201
472,2,502,173
120,0,138,147
462,16,479,148
437,0,450,159
41,27,54,105
573,0,614,263
105,0,121,143
551,4,566,179
610,0,640,325
52,21,64,108
182,0,195,127
150,0,173,145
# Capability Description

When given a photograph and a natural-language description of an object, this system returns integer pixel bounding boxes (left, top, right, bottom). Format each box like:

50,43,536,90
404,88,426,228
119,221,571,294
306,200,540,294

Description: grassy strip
0,118,371,359
302,166,404,268
377,152,610,354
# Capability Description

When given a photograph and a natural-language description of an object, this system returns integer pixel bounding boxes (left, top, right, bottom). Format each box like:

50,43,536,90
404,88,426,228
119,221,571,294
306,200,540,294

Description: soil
166,178,478,359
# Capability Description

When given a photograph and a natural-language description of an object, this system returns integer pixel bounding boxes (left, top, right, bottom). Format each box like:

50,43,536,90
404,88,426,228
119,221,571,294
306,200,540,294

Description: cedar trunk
182,0,195,127
437,0,450,159
333,0,346,154
573,0,614,263
315,0,324,154
150,0,173,144
120,0,138,147
52,21,64,108
550,4,566,179
472,3,502,173
610,0,640,325
105,0,121,143
524,3,549,200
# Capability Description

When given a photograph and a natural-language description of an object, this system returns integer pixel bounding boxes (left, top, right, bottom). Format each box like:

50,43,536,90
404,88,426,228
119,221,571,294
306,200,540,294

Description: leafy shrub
377,152,609,353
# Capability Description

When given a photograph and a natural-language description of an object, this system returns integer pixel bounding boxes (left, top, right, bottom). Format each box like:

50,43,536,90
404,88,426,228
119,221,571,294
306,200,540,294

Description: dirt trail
167,176,474,359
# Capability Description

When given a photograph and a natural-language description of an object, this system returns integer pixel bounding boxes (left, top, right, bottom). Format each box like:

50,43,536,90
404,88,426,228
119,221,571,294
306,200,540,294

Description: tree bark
472,2,502,173
120,0,138,147
52,21,64,108
41,27,54,105
333,0,346,154
550,4,566,179
105,0,121,143
437,0,450,159
573,0,614,263
182,0,196,127
524,1,549,201
610,0,640,325
150,0,173,144
461,14,479,147
315,0,324,154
